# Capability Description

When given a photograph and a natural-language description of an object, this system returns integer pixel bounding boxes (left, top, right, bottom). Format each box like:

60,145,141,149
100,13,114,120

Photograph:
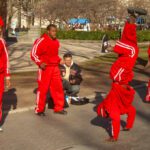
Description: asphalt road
8,41,101,73
0,90,150,150
1,40,149,150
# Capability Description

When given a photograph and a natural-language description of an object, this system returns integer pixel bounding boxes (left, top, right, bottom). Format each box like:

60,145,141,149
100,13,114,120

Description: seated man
60,53,83,97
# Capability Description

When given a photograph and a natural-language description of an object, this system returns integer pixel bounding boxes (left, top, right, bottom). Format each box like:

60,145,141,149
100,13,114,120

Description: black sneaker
106,137,117,142
35,112,46,116
122,128,130,131
54,110,67,115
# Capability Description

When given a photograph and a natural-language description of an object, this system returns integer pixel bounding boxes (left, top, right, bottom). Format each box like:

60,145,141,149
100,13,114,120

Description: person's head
47,24,57,39
129,14,137,24
63,53,73,67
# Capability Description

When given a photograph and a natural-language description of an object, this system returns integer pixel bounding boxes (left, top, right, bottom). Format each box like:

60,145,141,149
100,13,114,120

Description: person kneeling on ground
60,53,89,105
60,53,82,96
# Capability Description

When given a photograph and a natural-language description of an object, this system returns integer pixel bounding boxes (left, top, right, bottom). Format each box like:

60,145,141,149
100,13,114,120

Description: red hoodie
113,22,138,65
0,38,10,78
110,22,139,84
121,22,137,46
31,34,61,66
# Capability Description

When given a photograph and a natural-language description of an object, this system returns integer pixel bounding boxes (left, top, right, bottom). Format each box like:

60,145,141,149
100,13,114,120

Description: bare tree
34,0,118,26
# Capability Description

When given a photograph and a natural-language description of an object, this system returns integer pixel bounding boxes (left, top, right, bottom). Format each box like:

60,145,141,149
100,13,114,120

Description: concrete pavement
0,90,150,150
1,40,149,150
8,41,102,73
8,40,149,73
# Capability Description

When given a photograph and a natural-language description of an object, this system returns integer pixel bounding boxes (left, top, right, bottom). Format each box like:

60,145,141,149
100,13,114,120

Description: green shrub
41,29,150,42
137,30,150,42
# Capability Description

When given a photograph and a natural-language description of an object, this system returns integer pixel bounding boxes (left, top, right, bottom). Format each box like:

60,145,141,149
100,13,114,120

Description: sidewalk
1,42,150,150
8,40,149,73
8,41,102,73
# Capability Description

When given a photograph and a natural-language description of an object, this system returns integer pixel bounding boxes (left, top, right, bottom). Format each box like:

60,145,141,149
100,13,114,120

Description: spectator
15,27,19,38
60,53,83,97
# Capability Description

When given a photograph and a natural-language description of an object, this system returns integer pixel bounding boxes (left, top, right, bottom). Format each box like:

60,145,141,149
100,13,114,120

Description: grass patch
82,47,148,68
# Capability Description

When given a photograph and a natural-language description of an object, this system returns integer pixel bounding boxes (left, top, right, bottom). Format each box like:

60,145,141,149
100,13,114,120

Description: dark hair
130,14,137,19
47,24,57,30
63,53,72,59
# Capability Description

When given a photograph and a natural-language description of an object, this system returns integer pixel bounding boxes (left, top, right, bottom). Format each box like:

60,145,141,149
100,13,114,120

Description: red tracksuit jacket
110,22,139,84
31,34,61,66
0,38,10,78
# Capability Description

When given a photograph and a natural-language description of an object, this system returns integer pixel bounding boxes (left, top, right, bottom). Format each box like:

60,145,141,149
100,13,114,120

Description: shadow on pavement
6,37,18,46
131,79,147,103
134,68,150,78
0,88,17,126
90,92,112,137
136,57,147,67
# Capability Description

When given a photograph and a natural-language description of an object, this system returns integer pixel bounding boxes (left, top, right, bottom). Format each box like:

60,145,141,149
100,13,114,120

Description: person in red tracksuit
97,15,139,142
145,45,150,69
145,45,150,103
0,17,11,131
31,24,67,115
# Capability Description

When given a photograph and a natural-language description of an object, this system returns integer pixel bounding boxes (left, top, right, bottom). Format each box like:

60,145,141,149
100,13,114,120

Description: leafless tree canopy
0,0,150,28
34,0,150,24
34,0,117,24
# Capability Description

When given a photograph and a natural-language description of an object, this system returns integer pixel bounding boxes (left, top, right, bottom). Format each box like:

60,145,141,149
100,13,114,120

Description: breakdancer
97,14,139,142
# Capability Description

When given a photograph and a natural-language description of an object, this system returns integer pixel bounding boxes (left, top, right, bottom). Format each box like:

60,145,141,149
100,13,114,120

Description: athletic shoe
35,112,46,116
122,128,130,131
0,127,3,132
54,110,67,115
106,137,117,142
71,97,89,105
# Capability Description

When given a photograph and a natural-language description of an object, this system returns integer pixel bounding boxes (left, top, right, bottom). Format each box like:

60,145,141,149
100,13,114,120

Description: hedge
57,30,120,40
41,29,150,42
137,30,150,42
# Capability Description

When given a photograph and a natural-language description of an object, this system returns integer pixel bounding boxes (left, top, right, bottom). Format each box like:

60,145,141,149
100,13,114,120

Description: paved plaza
0,40,149,150
8,41,102,73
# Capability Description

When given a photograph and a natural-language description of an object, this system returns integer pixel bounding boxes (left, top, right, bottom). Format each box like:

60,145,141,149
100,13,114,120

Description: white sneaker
0,127,3,132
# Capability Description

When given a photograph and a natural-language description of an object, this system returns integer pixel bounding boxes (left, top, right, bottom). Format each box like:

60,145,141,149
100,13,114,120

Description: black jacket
60,63,83,85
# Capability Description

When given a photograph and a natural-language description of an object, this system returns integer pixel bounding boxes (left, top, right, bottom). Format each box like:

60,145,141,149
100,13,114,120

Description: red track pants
35,66,64,113
110,105,136,140
145,80,150,102
0,74,4,122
